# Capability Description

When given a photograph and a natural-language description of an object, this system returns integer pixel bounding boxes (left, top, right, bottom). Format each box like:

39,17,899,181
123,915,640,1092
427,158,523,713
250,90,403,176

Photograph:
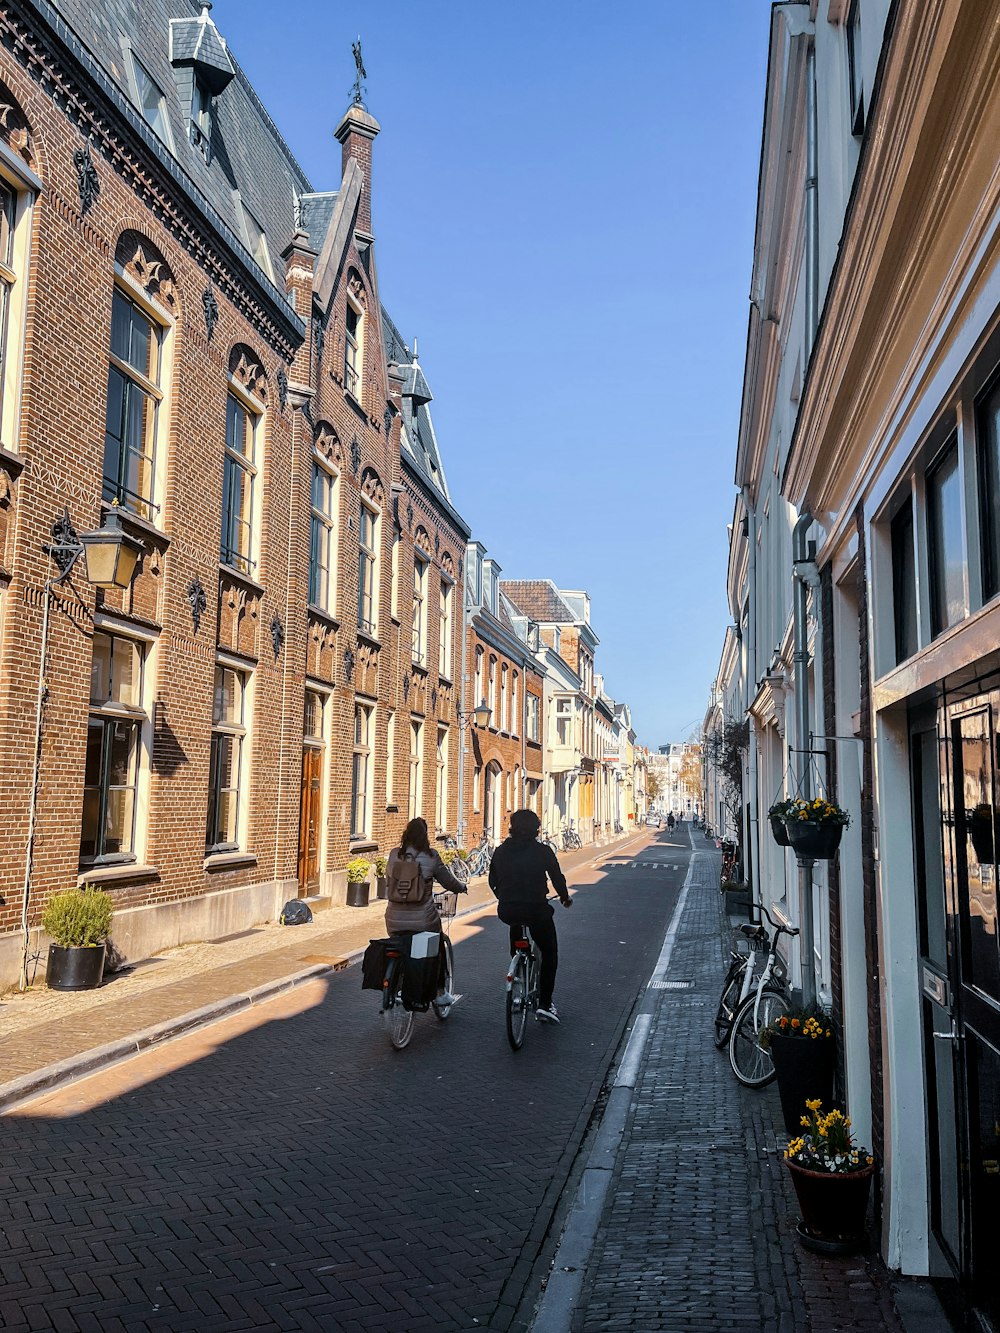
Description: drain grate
648,980,693,990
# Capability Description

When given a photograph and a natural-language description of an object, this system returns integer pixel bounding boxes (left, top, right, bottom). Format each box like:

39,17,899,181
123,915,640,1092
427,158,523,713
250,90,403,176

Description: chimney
334,104,380,238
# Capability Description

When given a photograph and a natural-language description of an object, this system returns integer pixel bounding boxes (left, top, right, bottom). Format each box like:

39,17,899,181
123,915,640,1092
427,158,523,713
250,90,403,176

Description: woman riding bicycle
488,809,571,1024
386,817,464,1006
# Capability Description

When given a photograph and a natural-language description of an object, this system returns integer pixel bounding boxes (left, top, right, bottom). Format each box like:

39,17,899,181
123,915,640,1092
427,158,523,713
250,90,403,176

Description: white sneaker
435,991,456,1007
536,1005,560,1024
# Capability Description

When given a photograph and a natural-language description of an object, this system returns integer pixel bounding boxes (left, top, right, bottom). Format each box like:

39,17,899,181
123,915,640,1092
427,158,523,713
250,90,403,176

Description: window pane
0,182,14,267
927,441,965,637
104,785,135,857
111,291,154,377
891,500,918,662
213,667,242,725
134,61,170,142
978,377,1000,601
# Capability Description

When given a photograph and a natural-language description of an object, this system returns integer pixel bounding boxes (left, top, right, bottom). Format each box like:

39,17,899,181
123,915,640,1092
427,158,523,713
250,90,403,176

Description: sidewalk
537,847,947,1333
0,838,621,1112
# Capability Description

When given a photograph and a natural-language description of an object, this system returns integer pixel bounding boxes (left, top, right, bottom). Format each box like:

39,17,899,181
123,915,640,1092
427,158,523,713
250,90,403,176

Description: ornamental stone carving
73,141,100,215
0,83,33,163
229,344,267,400
347,269,367,309
276,366,288,412
202,285,219,340
360,467,384,508
116,232,177,310
186,578,207,633
314,422,344,468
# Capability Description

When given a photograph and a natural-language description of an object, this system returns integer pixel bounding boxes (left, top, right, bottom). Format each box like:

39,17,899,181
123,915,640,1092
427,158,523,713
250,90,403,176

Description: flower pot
786,1159,874,1253
785,820,843,860
723,886,752,914
46,942,106,991
769,1031,836,1136
346,881,370,908
769,815,791,847
376,876,388,900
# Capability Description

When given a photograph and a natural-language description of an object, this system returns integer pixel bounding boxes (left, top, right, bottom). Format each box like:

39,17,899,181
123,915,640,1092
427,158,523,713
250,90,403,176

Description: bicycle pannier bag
361,938,391,990
385,849,432,905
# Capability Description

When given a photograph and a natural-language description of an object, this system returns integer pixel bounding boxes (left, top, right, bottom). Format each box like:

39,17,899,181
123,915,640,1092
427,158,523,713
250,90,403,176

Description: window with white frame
435,725,449,830
358,501,379,636
0,171,32,451
390,523,401,620
412,553,428,665
473,763,481,813
345,297,362,398
474,647,484,705
309,459,337,612
439,578,453,677
221,391,258,573
81,631,147,864
130,56,173,147
926,437,965,638
351,701,373,839
104,289,163,521
511,671,519,736
500,664,509,732
409,718,423,819
556,697,573,746
513,765,521,808
385,709,396,806
527,693,540,742
240,201,274,281
489,655,498,718
207,663,249,851
191,78,213,162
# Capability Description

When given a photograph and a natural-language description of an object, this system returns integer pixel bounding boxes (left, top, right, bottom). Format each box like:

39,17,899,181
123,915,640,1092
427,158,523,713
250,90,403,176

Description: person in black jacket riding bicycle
489,808,571,1024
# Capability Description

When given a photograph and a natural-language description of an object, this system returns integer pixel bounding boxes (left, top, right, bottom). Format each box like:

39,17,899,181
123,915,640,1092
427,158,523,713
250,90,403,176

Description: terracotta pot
46,943,106,991
786,1159,874,1253
768,1032,836,1136
785,820,843,860
769,815,791,847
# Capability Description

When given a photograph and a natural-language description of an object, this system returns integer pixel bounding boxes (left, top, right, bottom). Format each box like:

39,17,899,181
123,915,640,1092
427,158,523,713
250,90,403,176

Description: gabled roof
381,306,453,505
501,580,576,625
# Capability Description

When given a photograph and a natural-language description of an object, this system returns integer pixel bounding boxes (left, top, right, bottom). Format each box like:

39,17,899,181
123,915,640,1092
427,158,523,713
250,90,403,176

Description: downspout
805,39,820,354
742,489,760,919
456,557,470,845
792,511,820,1007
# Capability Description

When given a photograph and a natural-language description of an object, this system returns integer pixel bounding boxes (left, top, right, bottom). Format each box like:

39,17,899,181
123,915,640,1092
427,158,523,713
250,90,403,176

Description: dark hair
509,808,541,840
400,817,430,854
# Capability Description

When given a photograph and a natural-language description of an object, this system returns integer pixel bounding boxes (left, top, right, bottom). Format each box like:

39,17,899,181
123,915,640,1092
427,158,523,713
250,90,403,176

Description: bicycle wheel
713,962,745,1049
382,957,414,1050
433,937,455,1021
506,953,529,1051
728,988,790,1087
450,856,470,885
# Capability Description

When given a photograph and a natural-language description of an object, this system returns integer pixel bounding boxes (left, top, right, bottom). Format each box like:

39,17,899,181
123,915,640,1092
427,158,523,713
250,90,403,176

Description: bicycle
725,902,798,1087
442,834,470,884
539,828,560,855
381,890,457,1050
561,822,582,850
720,840,738,884
463,830,495,878
505,921,541,1051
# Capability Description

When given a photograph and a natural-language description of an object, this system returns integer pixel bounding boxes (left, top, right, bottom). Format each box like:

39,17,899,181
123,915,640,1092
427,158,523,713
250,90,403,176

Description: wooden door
297,745,322,895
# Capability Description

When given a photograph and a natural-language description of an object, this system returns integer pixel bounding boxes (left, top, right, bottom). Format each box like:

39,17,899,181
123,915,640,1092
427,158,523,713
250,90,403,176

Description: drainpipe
456,549,471,846
742,489,760,917
805,40,819,352
792,510,820,1007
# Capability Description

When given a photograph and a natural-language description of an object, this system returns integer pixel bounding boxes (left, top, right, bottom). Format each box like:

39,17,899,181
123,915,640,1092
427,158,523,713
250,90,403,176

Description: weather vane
351,37,367,107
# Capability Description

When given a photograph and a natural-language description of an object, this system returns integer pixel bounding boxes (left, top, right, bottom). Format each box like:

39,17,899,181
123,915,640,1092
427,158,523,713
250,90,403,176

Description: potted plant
784,1100,875,1253
346,856,372,908
768,799,796,847
721,878,752,914
41,886,114,991
783,797,850,860
374,854,389,900
761,1007,836,1136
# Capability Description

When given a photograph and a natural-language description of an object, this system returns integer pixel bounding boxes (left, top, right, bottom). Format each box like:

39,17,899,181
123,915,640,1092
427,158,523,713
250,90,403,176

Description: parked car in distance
646,815,660,827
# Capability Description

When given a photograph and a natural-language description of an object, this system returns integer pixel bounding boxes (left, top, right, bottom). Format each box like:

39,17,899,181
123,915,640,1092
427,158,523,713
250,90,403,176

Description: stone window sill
204,851,257,873
77,862,159,887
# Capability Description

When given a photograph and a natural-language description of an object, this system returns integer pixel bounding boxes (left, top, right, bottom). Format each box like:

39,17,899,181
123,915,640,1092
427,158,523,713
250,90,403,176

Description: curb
0,962,332,1114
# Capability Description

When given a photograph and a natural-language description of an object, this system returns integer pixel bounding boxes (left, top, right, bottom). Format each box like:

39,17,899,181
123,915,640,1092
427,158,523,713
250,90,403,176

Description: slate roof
381,305,455,507
46,0,316,287
501,580,576,625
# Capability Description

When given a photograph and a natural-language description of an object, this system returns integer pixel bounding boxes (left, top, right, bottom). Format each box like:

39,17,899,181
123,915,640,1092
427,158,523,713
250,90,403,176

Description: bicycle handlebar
757,900,799,937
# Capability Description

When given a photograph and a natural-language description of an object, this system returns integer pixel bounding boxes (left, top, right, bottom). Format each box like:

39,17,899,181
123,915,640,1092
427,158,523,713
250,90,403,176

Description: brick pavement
570,847,910,1333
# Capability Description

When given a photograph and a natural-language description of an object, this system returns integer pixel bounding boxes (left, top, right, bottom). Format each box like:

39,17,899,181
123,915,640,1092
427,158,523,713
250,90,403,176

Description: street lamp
458,698,492,731
19,506,145,989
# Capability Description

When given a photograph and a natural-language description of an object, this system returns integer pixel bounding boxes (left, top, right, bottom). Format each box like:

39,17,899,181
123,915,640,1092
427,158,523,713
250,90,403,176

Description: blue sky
217,1,772,749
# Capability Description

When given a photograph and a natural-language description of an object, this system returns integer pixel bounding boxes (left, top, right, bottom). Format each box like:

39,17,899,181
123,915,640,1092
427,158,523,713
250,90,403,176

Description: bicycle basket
435,890,458,919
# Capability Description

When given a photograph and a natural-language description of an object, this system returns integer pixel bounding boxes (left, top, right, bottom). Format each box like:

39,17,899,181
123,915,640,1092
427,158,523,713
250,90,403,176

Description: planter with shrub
374,854,389,900
42,886,113,991
346,857,372,908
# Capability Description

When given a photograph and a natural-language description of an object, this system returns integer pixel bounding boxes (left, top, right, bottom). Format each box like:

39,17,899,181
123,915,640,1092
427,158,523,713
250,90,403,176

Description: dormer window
130,57,173,148
191,79,213,161
239,202,273,281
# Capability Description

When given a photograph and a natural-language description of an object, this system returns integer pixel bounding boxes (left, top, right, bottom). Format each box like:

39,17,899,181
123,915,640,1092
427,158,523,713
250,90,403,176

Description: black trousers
498,902,558,1009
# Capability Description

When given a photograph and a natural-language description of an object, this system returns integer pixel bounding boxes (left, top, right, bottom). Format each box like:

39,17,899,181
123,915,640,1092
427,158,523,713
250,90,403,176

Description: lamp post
20,506,144,990
455,699,491,846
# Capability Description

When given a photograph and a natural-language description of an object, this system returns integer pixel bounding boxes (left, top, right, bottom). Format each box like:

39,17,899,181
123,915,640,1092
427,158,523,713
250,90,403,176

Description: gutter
792,510,819,1007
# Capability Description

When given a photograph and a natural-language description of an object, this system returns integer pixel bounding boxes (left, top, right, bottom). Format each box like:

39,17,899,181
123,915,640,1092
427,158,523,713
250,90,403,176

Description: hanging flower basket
967,806,995,864
769,815,791,846
786,821,843,860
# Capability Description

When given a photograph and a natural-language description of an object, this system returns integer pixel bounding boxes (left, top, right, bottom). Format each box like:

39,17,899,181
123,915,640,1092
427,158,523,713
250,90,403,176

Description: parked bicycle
462,830,495,878
561,822,582,850
442,833,470,884
721,902,798,1087
539,828,560,855
720,840,738,884
381,890,458,1050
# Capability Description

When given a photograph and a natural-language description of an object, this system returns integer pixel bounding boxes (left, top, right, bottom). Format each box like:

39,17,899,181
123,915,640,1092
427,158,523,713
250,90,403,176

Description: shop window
927,438,965,637
891,499,918,662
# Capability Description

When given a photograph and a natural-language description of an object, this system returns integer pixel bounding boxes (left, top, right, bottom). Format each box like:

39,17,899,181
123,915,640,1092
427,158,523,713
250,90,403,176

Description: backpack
385,848,432,905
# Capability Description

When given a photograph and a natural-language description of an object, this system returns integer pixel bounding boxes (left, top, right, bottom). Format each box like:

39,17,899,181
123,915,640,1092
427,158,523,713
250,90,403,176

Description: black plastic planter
769,1032,836,1136
786,820,843,860
346,881,370,908
46,943,106,991
376,877,388,900
769,815,791,847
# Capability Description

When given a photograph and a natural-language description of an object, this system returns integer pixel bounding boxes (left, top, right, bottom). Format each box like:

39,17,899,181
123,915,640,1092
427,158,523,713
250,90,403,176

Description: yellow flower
805,1099,822,1111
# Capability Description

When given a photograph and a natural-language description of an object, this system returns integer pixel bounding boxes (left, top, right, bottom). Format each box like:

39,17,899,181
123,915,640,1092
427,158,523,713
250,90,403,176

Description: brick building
459,545,544,846
0,0,468,987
